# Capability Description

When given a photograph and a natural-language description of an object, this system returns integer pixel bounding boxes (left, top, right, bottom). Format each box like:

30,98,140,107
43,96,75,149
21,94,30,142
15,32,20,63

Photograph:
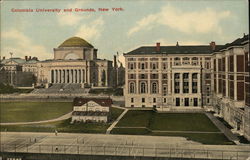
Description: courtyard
111,111,233,145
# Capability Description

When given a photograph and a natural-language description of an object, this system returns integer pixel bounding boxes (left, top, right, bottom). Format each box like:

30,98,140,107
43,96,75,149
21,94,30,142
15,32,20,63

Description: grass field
0,102,73,123
1,107,124,134
116,110,153,127
112,110,233,145
149,113,220,132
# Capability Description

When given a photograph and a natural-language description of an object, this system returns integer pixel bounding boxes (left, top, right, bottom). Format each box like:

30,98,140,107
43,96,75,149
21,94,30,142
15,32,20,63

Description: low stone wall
0,93,124,102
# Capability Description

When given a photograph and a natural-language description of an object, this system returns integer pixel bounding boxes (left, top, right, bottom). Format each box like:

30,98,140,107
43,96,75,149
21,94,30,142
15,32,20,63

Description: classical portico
36,37,113,87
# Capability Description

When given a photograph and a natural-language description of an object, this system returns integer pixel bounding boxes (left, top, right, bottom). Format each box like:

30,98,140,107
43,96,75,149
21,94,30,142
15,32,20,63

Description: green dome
59,37,93,48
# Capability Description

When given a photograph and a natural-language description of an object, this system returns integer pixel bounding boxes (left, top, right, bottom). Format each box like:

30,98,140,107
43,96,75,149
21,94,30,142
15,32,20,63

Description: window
130,63,134,69
152,82,158,94
192,57,198,65
184,98,189,106
163,86,167,96
152,63,156,69
141,63,145,69
131,98,134,103
207,98,210,104
153,98,156,103
142,105,145,108
183,57,190,64
163,63,167,69
142,98,145,103
140,74,146,79
194,98,198,106
131,105,134,107
176,98,180,106
164,98,166,103
174,57,181,65
140,82,146,93
162,74,167,79
129,82,135,93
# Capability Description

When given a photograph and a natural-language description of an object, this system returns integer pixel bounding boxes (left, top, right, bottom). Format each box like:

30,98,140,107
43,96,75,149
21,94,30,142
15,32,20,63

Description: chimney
176,41,179,47
25,56,28,61
3,56,5,60
114,55,117,68
29,56,31,60
210,41,216,51
156,42,160,52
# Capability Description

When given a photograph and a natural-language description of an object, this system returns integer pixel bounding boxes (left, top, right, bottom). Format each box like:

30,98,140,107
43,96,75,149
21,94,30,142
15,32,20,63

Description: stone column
50,70,52,83
79,69,81,83
180,73,183,94
172,72,175,94
189,73,192,94
198,73,201,93
59,70,61,83
168,71,171,95
82,69,85,83
234,54,237,100
69,69,71,83
71,69,74,83
54,70,57,83
225,56,229,97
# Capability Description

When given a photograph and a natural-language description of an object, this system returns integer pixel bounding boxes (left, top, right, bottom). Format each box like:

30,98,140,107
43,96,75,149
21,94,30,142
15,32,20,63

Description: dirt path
0,111,72,126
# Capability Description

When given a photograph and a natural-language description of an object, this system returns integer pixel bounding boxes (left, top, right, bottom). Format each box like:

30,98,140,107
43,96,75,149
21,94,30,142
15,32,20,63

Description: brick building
124,34,249,140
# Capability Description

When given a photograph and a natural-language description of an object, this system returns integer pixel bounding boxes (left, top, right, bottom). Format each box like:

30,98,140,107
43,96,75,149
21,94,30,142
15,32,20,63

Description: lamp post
9,52,13,86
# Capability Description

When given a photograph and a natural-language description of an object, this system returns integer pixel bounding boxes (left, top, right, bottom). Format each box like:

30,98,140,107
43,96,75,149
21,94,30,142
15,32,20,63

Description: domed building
36,37,116,88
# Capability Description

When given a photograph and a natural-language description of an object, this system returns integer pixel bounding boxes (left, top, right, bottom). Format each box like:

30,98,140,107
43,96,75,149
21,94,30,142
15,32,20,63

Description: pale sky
0,0,249,64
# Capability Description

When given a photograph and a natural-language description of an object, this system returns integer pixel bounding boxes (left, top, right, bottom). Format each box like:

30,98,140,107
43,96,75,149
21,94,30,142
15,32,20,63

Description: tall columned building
36,37,114,88
123,42,221,110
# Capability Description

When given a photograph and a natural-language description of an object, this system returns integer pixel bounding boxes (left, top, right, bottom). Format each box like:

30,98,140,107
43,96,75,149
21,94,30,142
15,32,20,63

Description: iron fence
1,144,250,160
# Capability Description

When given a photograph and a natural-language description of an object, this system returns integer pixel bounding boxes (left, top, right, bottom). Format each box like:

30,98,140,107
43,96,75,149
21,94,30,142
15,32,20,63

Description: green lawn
116,110,153,127
149,113,220,132
0,107,124,134
0,102,73,123
109,107,125,122
112,111,232,145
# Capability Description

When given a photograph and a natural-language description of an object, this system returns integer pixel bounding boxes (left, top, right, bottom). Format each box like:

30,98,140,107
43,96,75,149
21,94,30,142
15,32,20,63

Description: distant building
0,57,38,86
0,37,125,88
71,97,112,123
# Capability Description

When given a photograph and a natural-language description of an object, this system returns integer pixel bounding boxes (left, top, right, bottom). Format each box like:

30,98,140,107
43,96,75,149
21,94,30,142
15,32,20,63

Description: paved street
1,132,250,159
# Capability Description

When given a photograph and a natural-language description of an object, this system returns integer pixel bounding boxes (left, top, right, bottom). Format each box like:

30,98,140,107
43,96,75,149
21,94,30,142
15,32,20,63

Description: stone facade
123,44,216,111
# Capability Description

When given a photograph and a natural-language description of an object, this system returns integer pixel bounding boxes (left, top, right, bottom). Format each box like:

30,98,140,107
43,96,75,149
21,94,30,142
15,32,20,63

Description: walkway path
0,112,72,126
205,113,240,144
106,107,128,134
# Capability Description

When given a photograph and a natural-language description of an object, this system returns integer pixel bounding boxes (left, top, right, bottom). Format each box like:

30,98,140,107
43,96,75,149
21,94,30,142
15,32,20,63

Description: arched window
140,82,147,93
129,82,135,93
152,82,158,94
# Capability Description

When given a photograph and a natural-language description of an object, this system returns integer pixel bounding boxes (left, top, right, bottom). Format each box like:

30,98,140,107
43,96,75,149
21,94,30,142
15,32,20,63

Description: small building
71,97,112,123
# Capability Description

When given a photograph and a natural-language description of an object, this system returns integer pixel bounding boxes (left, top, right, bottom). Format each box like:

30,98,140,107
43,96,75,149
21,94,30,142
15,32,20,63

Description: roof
1,58,26,64
73,97,113,107
58,37,94,48
72,111,109,116
215,34,249,51
124,45,223,55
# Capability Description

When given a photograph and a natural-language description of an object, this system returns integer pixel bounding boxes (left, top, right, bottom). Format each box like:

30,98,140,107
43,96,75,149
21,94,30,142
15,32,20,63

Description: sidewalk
106,108,128,134
205,112,240,144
